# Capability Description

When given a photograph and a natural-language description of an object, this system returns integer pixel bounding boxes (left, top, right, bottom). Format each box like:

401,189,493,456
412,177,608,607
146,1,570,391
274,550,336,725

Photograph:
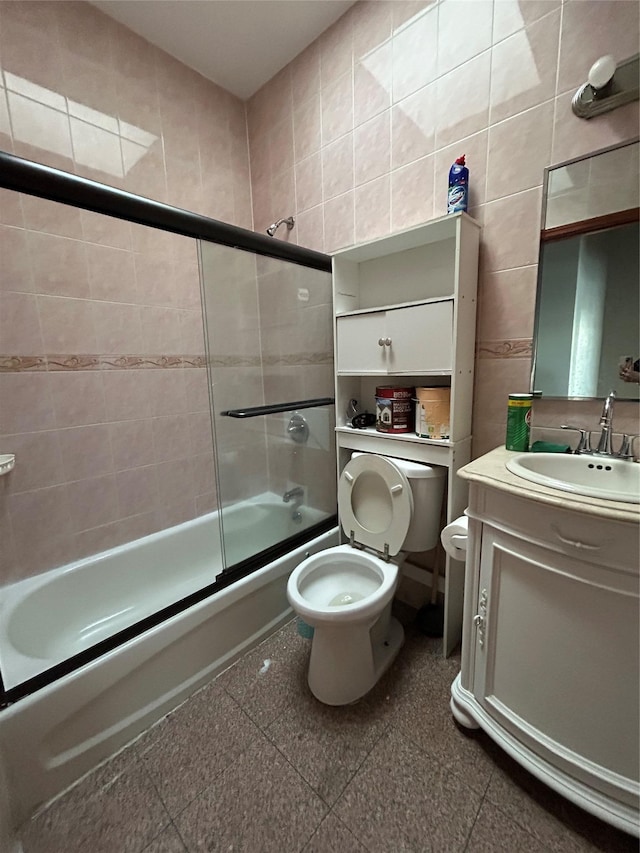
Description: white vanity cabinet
332,213,480,655
452,448,640,836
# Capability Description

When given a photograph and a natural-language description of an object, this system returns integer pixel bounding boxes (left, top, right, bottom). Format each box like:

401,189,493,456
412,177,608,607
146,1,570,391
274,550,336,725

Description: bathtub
0,496,338,828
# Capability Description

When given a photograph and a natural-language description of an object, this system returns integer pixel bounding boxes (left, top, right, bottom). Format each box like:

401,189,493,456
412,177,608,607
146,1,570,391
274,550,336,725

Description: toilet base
307,611,404,706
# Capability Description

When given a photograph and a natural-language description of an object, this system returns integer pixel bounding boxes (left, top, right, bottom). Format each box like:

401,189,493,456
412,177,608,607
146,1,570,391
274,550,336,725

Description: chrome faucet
593,389,616,456
282,486,304,503
561,390,639,460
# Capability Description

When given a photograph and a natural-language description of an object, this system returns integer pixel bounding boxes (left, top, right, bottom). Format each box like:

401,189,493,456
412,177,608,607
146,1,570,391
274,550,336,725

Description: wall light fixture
572,53,639,119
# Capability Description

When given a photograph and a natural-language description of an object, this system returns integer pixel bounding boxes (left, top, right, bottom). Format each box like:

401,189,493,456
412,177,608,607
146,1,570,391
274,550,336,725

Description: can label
376,397,413,433
505,395,532,451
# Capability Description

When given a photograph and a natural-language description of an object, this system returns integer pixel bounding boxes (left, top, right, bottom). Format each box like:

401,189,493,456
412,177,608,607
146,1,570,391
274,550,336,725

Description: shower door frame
0,151,337,705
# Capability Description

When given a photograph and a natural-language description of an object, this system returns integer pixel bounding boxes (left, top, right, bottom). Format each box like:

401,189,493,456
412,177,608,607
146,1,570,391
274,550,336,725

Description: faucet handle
561,424,592,454
617,434,640,460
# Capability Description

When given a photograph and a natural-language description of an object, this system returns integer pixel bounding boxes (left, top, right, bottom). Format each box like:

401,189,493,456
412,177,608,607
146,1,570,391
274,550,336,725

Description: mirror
532,139,639,400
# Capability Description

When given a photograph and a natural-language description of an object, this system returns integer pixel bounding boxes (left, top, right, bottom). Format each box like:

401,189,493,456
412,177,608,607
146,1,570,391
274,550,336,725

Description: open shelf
335,426,453,447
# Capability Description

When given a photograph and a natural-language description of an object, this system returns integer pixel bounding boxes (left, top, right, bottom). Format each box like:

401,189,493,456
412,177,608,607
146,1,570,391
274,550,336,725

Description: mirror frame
530,137,640,400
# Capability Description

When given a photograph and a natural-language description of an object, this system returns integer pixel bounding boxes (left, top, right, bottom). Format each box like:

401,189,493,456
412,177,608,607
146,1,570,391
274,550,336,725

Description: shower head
266,216,295,237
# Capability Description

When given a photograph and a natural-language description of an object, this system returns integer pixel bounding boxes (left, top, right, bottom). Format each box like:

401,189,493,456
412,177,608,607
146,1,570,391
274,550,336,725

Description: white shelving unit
332,212,480,656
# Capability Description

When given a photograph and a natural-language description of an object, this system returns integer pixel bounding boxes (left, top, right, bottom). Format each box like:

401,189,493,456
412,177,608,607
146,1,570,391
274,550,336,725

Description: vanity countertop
459,446,640,523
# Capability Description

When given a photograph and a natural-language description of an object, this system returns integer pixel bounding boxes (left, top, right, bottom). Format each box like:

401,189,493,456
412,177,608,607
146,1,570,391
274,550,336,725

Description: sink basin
505,453,640,504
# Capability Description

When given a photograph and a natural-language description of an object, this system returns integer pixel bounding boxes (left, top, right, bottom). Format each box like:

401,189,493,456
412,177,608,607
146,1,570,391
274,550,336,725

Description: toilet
287,452,446,705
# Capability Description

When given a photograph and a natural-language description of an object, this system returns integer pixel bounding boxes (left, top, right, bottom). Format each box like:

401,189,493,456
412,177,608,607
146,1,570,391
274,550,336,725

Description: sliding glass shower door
199,242,337,572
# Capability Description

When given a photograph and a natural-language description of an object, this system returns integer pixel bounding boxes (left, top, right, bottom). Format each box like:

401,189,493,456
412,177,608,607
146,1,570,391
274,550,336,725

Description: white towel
441,514,468,560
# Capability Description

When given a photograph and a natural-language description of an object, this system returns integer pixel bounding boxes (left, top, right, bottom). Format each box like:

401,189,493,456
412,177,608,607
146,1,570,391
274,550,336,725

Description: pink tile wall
0,0,253,584
247,0,640,457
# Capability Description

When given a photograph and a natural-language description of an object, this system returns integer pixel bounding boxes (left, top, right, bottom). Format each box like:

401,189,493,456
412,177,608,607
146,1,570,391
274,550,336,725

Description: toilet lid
338,454,412,556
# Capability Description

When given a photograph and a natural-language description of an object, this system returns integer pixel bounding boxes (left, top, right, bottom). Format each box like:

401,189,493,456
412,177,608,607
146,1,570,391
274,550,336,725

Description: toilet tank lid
352,452,446,480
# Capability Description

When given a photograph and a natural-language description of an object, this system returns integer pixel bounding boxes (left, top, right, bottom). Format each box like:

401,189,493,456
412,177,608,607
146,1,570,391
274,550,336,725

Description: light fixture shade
588,55,616,91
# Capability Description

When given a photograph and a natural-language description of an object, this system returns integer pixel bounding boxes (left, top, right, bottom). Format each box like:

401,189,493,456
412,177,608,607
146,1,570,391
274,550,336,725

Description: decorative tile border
209,352,333,367
0,356,48,372
0,352,334,372
476,339,532,359
0,355,207,372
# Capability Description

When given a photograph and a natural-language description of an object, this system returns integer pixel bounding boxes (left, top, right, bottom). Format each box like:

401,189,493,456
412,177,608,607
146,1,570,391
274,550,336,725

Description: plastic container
447,155,469,214
375,386,414,433
505,393,533,451
415,387,451,439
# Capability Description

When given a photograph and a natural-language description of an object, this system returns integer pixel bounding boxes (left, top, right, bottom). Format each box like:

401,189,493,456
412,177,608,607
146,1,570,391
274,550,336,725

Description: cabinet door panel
475,527,639,783
336,312,387,373
386,301,453,373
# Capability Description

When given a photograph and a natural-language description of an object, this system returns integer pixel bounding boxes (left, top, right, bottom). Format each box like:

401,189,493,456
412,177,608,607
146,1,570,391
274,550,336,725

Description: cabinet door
336,311,387,373
473,526,639,789
336,301,454,375
386,301,453,373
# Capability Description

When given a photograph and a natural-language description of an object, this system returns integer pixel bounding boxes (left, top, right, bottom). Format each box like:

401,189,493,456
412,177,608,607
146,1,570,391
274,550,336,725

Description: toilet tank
390,457,446,552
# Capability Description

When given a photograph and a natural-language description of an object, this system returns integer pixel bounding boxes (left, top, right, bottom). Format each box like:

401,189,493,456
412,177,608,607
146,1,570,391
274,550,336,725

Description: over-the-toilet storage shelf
331,211,480,656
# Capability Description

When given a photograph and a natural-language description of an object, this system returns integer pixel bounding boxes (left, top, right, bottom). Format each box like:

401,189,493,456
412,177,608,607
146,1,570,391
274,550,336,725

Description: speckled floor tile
384,644,496,797
466,800,554,852
266,679,392,805
333,725,483,852
136,678,261,817
21,749,170,853
485,750,638,853
301,811,368,852
20,619,636,853
142,823,188,852
216,618,312,729
174,733,327,852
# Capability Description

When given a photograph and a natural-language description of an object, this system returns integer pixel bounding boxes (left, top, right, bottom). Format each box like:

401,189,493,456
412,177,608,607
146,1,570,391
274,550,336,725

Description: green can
505,394,533,451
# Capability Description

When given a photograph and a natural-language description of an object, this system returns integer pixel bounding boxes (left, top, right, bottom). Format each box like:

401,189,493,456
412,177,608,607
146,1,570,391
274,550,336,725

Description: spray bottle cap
455,155,466,165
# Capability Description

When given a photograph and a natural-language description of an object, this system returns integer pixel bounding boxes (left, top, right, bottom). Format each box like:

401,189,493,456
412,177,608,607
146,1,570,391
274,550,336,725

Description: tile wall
246,0,640,456
0,0,252,584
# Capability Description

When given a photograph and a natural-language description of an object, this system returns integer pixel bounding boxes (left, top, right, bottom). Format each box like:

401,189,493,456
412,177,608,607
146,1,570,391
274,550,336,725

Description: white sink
506,453,640,504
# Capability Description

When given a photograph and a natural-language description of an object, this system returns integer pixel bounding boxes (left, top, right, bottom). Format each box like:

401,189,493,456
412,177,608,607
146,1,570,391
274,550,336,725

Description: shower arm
266,216,295,237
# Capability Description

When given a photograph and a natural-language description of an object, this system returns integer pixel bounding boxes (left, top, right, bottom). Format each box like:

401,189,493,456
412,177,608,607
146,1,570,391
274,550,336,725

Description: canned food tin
505,394,533,451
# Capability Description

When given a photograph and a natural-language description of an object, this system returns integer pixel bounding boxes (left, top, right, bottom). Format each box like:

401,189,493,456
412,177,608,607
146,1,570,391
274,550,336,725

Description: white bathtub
0,497,338,828
0,495,328,689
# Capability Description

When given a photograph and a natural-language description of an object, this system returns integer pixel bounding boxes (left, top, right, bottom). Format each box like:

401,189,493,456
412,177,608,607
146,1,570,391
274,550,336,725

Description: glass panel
0,194,222,690
199,242,336,570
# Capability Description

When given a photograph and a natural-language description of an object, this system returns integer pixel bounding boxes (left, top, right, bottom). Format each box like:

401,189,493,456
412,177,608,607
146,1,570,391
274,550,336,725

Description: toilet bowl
287,452,446,705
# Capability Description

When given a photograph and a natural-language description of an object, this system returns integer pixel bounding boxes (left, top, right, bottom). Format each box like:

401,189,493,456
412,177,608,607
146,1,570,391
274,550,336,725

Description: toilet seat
338,454,413,557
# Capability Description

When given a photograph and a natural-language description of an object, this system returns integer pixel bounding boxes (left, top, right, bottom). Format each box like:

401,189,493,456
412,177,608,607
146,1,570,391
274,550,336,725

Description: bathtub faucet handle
283,486,304,503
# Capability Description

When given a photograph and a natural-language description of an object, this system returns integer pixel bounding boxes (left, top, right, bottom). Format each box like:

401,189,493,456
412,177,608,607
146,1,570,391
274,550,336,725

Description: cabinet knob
378,338,385,347
384,337,392,347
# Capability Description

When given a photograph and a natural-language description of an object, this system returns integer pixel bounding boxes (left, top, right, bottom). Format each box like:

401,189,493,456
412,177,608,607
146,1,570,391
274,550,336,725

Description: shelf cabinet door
336,311,387,373
386,301,453,373
336,301,453,374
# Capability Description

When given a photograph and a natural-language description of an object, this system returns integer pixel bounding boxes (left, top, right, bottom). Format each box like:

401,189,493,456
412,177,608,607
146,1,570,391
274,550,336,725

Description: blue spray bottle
447,154,468,214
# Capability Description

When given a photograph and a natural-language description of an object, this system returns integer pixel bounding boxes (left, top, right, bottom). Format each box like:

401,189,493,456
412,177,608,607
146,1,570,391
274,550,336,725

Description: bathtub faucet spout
283,486,304,503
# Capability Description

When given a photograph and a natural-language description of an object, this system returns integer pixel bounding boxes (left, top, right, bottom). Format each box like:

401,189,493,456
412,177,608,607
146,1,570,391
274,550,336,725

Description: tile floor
20,610,637,853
